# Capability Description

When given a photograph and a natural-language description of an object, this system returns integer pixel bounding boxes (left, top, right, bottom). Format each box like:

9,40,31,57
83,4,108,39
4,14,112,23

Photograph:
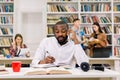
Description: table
0,57,120,69
0,68,119,80
0,57,120,71
89,57,120,71
0,57,33,64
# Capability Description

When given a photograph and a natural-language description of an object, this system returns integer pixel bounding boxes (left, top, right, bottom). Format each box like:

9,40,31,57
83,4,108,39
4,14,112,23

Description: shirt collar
54,37,70,47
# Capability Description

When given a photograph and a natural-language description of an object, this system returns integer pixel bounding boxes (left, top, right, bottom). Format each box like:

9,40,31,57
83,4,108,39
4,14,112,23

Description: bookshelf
46,0,120,57
80,0,112,57
47,0,79,36
0,0,14,56
113,0,120,56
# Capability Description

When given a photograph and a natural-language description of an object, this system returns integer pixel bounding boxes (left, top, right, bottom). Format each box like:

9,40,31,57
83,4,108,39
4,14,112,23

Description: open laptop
92,46,111,58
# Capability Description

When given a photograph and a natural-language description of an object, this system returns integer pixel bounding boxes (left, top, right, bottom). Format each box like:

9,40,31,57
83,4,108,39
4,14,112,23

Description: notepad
19,48,30,57
31,63,72,69
32,64,58,68
26,67,71,75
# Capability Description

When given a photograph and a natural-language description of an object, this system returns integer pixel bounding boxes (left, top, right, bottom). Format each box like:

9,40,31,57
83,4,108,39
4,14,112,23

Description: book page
26,67,71,75
26,70,47,75
47,67,71,74
0,66,9,74
48,70,71,74
0,69,9,75
19,48,30,56
25,68,47,75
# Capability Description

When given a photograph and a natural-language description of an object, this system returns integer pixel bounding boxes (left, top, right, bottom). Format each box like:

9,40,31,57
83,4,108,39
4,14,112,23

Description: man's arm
74,44,89,66
69,30,80,44
31,38,55,65
38,56,55,64
31,38,47,65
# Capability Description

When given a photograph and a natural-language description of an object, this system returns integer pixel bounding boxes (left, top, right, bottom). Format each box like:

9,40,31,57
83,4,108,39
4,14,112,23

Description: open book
19,48,30,57
0,66,9,74
26,67,71,75
0,69,9,74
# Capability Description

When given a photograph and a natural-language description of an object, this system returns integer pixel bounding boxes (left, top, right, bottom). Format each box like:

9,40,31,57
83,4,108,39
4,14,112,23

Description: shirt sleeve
74,44,89,66
9,45,17,57
31,38,47,66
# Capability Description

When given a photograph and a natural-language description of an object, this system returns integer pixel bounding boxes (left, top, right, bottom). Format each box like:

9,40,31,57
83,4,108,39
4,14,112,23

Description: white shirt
71,27,82,42
31,37,88,66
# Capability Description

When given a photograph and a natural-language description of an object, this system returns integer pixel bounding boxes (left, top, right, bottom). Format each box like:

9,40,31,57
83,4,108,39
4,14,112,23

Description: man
71,18,87,46
31,21,88,67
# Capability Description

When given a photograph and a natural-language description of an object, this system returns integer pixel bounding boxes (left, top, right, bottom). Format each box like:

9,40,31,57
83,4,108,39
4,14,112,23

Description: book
0,66,9,75
26,67,71,75
0,69,9,75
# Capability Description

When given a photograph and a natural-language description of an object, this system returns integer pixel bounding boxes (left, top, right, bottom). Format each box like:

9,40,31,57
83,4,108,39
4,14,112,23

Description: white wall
14,0,47,56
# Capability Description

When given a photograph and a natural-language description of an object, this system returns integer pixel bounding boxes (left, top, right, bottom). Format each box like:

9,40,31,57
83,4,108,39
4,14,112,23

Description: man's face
74,20,80,27
54,25,68,45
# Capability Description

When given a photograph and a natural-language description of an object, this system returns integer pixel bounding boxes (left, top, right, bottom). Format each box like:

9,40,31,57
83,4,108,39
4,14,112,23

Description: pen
44,51,50,58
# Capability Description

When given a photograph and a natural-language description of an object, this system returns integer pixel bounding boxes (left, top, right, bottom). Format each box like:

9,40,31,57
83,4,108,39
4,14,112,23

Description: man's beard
56,36,68,45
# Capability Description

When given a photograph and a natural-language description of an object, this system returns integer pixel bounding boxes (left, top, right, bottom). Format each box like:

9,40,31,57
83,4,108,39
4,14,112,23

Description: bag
92,46,112,58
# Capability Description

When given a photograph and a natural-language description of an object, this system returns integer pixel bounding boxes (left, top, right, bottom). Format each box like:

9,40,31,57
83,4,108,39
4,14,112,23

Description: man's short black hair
73,18,80,23
54,21,69,30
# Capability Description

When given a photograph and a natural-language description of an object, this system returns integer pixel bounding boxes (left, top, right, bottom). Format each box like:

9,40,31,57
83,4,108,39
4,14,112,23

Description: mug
12,61,21,72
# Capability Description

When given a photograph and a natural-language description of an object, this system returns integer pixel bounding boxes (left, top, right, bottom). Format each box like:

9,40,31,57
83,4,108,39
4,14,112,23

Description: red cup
12,61,21,72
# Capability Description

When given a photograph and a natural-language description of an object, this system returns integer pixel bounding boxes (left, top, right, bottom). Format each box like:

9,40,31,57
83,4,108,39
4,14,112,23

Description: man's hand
69,30,77,40
69,30,80,44
39,56,55,64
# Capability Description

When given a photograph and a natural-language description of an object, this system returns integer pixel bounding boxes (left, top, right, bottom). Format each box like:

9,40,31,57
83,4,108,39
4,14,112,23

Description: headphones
80,62,90,72
80,62,104,72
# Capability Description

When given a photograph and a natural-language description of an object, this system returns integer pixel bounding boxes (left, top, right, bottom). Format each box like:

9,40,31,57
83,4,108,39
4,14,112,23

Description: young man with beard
31,21,88,67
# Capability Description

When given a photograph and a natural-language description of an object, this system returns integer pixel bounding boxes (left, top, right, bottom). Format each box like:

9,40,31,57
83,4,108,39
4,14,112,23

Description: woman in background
9,33,30,67
88,22,108,57
9,34,28,57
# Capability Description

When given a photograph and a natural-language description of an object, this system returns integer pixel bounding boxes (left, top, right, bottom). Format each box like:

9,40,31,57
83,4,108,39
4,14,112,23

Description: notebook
19,48,30,57
0,66,9,74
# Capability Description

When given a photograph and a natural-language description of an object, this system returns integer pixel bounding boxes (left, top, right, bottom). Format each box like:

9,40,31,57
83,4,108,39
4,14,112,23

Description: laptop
92,46,111,58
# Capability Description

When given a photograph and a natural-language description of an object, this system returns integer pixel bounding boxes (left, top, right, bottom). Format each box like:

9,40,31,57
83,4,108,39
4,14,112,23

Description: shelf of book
47,12,79,14
113,0,120,56
80,0,112,57
47,1,78,3
80,1,111,3
0,34,13,37
0,1,13,3
0,0,14,57
0,45,11,47
0,12,13,14
80,0,111,1
80,12,112,14
114,12,120,14
46,0,120,57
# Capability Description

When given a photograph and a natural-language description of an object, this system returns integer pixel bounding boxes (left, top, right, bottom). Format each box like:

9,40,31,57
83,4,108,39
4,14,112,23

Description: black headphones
80,62,105,72
80,62,90,72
